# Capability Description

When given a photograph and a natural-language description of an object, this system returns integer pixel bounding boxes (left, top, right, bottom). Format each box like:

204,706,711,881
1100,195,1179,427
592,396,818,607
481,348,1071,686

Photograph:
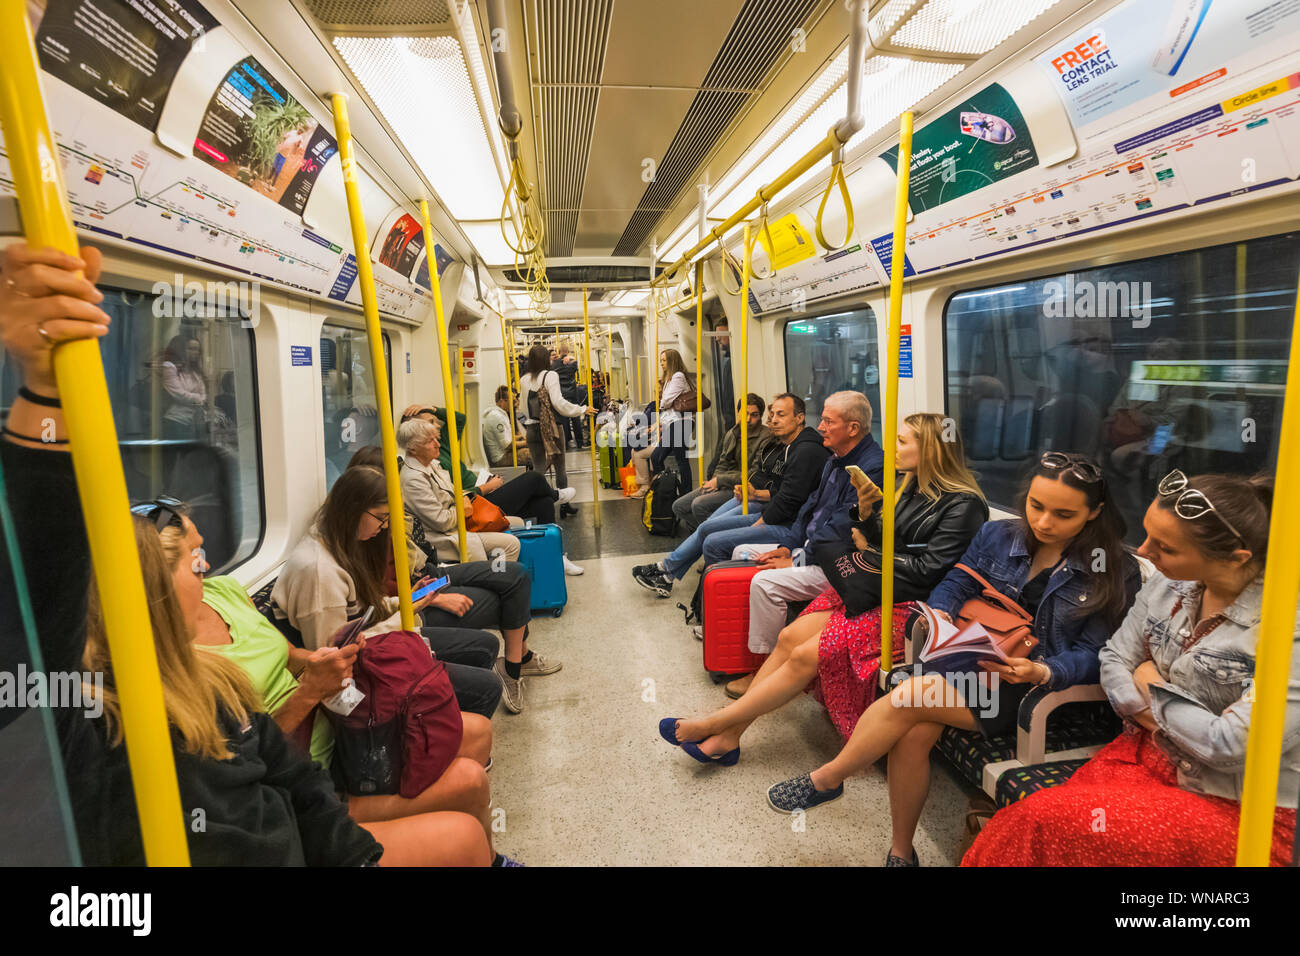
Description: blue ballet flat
681,741,740,766
659,717,698,747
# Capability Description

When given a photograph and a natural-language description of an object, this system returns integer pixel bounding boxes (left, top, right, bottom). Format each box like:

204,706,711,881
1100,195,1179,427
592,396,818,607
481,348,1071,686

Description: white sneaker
563,554,585,576
556,486,577,504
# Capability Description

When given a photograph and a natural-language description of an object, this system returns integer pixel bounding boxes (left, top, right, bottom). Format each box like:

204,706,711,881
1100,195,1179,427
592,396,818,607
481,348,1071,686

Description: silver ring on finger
37,321,52,342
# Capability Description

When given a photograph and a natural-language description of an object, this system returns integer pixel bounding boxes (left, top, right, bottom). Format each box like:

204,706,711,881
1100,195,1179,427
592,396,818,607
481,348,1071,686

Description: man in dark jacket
699,391,882,566
632,392,823,595
672,393,768,534
552,343,587,448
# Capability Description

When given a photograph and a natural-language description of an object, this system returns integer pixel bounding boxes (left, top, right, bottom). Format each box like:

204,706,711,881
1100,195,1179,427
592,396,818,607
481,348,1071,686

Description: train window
784,308,881,441
1,285,265,574
320,323,392,489
944,232,1300,541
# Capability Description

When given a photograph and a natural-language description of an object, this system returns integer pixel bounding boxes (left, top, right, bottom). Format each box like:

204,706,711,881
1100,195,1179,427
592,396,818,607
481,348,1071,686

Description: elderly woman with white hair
398,417,521,564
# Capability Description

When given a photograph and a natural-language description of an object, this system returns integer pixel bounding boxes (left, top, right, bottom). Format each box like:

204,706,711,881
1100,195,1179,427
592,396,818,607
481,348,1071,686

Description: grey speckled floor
488,550,977,867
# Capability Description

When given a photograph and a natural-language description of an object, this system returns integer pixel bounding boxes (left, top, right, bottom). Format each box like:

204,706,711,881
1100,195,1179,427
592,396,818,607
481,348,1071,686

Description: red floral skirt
963,727,1296,866
800,588,911,741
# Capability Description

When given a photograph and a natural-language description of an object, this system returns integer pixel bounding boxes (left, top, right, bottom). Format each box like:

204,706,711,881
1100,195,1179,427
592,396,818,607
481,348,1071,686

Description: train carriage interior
1,0,1299,881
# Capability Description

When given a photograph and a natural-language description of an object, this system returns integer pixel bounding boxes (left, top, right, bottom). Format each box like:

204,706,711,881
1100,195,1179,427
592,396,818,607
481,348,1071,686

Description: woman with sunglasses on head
0,243,488,865
762,451,1140,865
966,470,1297,866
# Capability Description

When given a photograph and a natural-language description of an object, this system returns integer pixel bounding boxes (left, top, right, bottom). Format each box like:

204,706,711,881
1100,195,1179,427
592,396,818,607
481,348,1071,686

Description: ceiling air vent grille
611,0,822,256
302,0,453,33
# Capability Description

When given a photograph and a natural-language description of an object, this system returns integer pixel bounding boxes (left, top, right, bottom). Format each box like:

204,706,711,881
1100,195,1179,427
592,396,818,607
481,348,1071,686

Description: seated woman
660,413,987,756
0,242,485,865
177,509,516,862
966,471,1297,867
763,451,1139,865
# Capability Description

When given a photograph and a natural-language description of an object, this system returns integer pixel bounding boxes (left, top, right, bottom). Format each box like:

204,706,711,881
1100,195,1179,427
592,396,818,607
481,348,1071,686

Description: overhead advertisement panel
193,56,337,215
34,0,217,133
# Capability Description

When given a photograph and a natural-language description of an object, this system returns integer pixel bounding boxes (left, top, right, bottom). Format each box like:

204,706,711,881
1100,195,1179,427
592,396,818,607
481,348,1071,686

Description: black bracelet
18,386,61,408
2,426,69,445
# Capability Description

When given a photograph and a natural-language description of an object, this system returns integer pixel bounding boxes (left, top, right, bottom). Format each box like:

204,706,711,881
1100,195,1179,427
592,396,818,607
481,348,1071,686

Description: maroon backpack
326,619,463,799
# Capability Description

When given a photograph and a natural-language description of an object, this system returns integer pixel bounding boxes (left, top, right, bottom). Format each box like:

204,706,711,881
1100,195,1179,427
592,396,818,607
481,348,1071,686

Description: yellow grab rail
582,288,602,528
738,222,753,515
499,314,518,467
417,200,469,564
695,261,705,488
880,112,914,675
1236,272,1300,865
0,0,190,865
330,93,414,628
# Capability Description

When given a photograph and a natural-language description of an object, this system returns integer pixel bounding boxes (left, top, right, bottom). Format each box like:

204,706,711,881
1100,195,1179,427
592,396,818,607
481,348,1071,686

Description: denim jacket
1098,571,1300,807
926,519,1140,690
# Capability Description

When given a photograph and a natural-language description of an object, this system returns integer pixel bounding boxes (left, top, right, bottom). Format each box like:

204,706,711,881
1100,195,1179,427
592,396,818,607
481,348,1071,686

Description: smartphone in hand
411,575,450,602
844,464,881,496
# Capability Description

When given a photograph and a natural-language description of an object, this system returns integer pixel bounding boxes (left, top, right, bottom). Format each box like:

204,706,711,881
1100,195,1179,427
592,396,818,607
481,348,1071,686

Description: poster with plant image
193,56,337,214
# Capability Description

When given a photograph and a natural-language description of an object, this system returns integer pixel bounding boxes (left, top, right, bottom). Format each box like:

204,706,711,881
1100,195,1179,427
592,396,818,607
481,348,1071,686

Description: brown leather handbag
952,562,1038,660
465,494,509,533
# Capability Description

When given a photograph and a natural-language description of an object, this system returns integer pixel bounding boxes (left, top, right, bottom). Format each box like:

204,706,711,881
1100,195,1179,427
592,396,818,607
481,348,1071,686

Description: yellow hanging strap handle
582,287,601,528
880,112,913,677
815,158,855,252
417,201,469,564
331,93,415,626
751,199,777,280
694,260,705,488
1236,270,1300,865
0,0,190,866
499,314,518,468
738,222,753,515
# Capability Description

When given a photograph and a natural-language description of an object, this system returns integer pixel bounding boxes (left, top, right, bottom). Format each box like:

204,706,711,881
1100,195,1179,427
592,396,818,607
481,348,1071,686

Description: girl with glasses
967,471,1297,866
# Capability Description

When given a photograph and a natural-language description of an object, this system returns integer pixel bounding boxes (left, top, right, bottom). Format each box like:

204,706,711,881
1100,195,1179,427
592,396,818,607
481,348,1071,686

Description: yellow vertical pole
457,345,466,415
739,224,752,515
654,294,661,444
582,288,602,528
331,93,413,629
695,261,705,489
1236,274,1300,865
636,357,642,404
499,314,518,467
0,0,189,866
417,201,468,563
880,111,913,676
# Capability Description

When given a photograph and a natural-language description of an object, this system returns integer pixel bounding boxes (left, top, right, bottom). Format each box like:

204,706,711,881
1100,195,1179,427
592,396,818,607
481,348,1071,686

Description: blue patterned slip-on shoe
682,741,740,766
499,855,525,867
766,773,844,813
885,849,919,867
658,716,695,746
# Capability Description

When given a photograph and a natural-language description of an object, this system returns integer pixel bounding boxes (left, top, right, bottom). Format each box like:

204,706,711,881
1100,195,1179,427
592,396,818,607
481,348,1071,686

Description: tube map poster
35,0,218,133
193,56,337,215
880,82,1039,213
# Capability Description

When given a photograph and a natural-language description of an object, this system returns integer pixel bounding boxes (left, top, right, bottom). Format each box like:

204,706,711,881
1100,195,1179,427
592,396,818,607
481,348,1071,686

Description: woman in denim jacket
967,471,1297,866
764,452,1139,865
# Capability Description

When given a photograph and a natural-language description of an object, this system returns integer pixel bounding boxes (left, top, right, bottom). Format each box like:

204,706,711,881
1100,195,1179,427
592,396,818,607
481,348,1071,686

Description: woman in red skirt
661,414,985,762
966,471,1297,866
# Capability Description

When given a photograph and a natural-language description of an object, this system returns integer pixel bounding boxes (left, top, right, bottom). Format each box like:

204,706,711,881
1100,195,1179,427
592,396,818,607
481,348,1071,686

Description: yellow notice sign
757,212,817,271
1221,72,1300,114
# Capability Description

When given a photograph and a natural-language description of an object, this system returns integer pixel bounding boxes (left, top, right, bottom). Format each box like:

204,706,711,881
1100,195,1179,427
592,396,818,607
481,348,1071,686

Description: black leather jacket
849,483,989,601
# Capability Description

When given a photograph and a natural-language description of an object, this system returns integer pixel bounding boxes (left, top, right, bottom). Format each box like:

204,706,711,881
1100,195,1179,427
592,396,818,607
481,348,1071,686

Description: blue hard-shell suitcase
509,523,568,616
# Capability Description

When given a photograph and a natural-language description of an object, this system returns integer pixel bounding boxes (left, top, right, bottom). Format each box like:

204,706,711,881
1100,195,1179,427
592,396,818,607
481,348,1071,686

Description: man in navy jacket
724,391,883,693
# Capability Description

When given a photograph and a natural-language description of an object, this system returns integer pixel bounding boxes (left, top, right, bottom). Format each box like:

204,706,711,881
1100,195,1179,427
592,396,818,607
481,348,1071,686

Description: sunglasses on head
1039,451,1103,485
1157,470,1245,543
130,495,186,531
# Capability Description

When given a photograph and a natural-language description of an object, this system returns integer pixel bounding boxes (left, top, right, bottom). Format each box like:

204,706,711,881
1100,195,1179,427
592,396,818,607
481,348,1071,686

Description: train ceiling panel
302,0,455,33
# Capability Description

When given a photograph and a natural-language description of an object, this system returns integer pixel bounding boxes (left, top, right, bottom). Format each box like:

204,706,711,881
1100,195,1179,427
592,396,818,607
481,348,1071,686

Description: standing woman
159,332,207,440
518,344,595,517
966,472,1297,867
650,348,693,487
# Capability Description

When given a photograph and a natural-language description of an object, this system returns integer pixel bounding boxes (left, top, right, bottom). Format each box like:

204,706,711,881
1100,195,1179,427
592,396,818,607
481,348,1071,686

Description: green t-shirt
200,576,334,768
433,407,478,492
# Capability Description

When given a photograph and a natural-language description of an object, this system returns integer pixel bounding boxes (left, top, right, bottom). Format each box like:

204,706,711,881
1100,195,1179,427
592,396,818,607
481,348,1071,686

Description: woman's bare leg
348,755,493,855
676,613,830,755
887,721,946,860
458,712,493,766
809,673,977,791
364,811,491,867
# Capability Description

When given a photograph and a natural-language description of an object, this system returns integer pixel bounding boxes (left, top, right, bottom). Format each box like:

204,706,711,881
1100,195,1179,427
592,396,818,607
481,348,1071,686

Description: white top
400,454,461,535
482,405,513,463
161,362,206,424
518,369,586,424
658,371,689,428
271,533,404,651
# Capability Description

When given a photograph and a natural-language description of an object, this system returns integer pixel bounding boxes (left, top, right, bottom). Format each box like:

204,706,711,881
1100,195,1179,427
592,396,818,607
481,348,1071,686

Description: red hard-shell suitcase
701,560,768,673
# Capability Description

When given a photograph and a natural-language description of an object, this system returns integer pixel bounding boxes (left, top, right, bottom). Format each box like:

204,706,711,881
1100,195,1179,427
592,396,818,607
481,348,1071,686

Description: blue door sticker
291,345,313,366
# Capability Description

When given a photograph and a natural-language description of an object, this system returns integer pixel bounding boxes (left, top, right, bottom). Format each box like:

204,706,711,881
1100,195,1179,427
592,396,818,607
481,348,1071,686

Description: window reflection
320,325,391,489
784,308,881,440
945,233,1299,541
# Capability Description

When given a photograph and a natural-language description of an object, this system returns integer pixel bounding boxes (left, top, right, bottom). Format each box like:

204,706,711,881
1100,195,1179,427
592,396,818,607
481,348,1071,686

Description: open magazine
914,602,1018,665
